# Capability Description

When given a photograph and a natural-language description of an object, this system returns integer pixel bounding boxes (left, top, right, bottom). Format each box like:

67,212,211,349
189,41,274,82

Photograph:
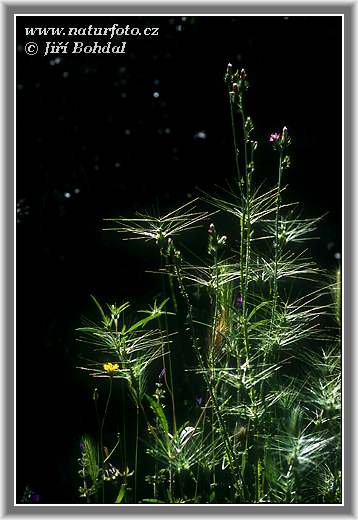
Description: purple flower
195,395,203,406
31,494,40,503
79,441,85,451
235,294,243,307
269,132,280,142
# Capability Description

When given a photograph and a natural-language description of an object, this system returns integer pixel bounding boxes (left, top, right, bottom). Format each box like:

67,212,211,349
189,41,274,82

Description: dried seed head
235,425,247,444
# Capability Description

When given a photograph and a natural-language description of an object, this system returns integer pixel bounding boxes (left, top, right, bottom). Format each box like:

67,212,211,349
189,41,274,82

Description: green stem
240,103,255,410
259,151,283,406
121,385,128,493
160,250,177,434
271,151,283,320
229,88,242,185
174,259,248,501
134,405,139,502
101,378,113,436
209,249,220,496
100,378,112,503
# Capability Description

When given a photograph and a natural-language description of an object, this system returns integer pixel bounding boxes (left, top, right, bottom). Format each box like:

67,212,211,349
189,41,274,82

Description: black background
16,15,342,503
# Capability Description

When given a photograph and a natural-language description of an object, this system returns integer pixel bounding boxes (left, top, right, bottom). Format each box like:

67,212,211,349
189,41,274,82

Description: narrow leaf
115,484,126,504
90,294,106,322
146,394,169,437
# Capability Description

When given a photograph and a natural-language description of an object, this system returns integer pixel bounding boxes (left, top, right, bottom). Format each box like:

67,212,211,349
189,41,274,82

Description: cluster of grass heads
76,65,341,504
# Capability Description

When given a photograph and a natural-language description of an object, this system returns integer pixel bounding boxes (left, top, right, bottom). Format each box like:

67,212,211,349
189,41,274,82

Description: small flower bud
167,237,174,255
224,63,233,84
281,126,291,149
240,69,247,80
208,223,216,234
282,155,291,170
232,82,239,93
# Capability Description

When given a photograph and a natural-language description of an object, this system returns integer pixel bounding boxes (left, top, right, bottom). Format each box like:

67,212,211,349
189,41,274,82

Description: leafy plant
76,64,341,504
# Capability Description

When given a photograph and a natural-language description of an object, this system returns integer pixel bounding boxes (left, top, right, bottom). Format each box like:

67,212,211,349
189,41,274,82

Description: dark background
16,15,342,503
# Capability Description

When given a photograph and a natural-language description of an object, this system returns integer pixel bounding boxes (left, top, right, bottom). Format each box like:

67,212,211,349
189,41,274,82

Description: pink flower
269,132,280,142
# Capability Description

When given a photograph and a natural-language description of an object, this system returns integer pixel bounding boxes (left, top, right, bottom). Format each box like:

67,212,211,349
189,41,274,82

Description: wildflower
103,362,119,374
159,367,166,380
235,294,243,307
270,127,291,151
195,395,203,406
269,132,280,142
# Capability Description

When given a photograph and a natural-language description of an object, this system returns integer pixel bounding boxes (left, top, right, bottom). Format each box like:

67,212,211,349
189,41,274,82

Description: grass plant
76,65,341,504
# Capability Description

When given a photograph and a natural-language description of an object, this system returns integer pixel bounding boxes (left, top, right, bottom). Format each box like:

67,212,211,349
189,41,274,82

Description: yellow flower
103,362,119,374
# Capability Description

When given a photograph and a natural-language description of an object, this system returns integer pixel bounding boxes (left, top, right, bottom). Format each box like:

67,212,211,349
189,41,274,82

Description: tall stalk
173,249,248,501
226,64,241,186
160,243,177,434
271,148,284,321
100,378,113,502
134,405,139,502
